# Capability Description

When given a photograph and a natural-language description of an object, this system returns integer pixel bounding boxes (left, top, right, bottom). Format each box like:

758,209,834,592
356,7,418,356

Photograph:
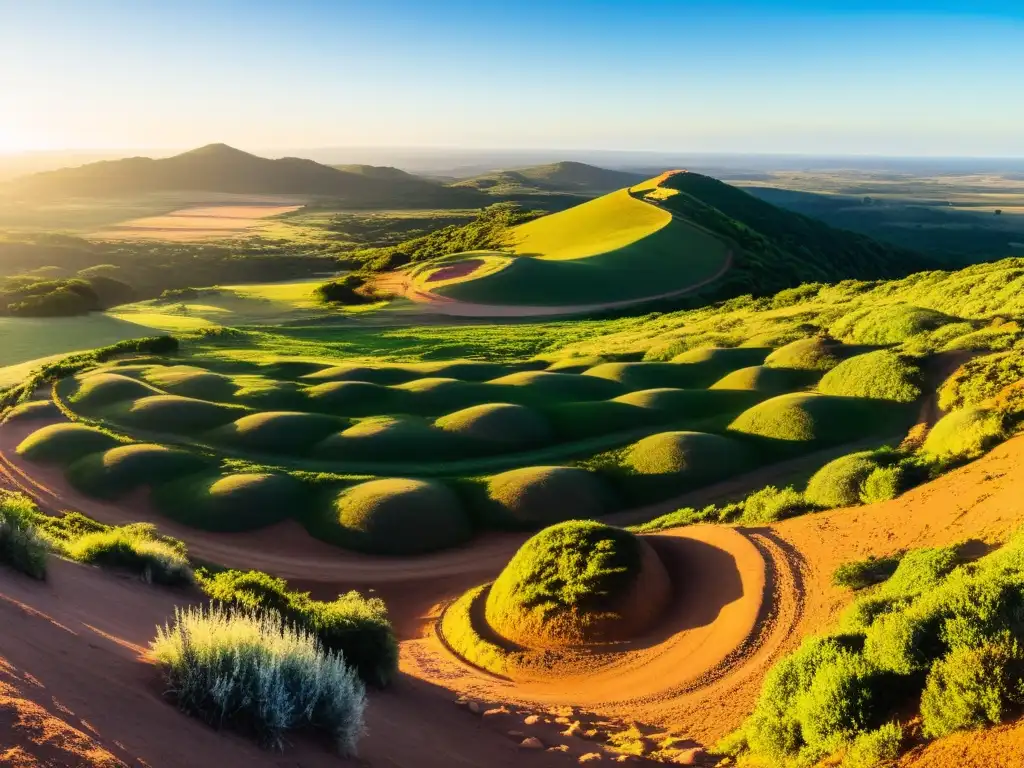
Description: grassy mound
66,444,212,499
141,365,237,401
301,364,417,385
710,365,821,394
623,430,750,479
545,355,609,373
481,467,615,527
230,377,309,411
484,521,670,648
314,416,469,462
763,338,842,371
817,351,922,403
410,361,520,381
152,472,305,532
1,399,60,424
17,423,122,465
70,372,163,409
212,412,347,454
670,346,771,368
584,361,724,390
391,378,493,414
922,407,1005,461
804,450,885,509
103,395,244,434
434,402,552,449
544,399,662,441
487,370,624,401
612,387,762,421
728,393,906,446
314,478,471,556
305,381,406,416
256,360,333,379
831,303,956,345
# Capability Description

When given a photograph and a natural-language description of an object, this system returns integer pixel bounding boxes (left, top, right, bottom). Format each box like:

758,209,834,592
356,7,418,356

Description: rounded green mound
831,303,955,345
623,430,750,480
317,478,471,555
152,472,305,531
671,345,771,368
392,378,491,414
545,399,660,441
70,373,163,409
411,361,519,381
804,451,883,508
923,407,1005,461
103,395,244,434
612,387,761,419
545,355,608,373
230,377,309,410
2,400,60,424
484,521,671,649
257,360,333,379
817,350,922,403
764,338,842,371
141,365,236,401
17,423,123,465
487,370,623,401
710,365,821,394
728,393,904,445
305,380,405,415
584,361,718,390
434,403,552,449
213,412,347,454
313,416,469,462
482,467,615,527
66,444,212,499
301,364,417,385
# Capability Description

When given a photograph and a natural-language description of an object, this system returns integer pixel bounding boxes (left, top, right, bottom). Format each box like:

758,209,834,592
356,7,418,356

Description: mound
804,450,883,508
487,370,624,401
831,303,956,345
1,399,60,424
545,400,662,441
481,466,615,527
391,378,492,414
301,364,417,385
545,356,608,373
66,444,212,499
923,407,1005,460
623,430,750,479
103,395,243,434
305,381,405,416
141,365,237,401
69,373,163,409
584,362,720,390
709,365,821,394
313,416,469,462
612,388,761,420
484,521,670,649
230,377,309,410
434,403,552,449
17,423,123,465
212,412,347,454
257,360,333,379
315,478,471,555
152,472,305,531
670,346,771,368
408,361,521,381
728,393,905,446
817,350,922,403
764,338,841,371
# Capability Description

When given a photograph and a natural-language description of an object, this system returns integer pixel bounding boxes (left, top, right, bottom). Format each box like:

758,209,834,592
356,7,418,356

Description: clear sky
1,0,1022,156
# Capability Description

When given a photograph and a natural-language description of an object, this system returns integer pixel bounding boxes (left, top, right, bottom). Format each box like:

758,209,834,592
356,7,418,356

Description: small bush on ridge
742,485,807,524
0,491,48,579
832,554,904,590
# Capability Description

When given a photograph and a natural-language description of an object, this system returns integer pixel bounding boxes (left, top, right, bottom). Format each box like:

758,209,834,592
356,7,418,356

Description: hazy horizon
3,1,1023,157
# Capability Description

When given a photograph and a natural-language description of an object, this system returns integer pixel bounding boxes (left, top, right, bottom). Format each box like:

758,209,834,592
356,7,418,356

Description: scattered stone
467,701,483,715
507,730,526,740
579,754,603,764
548,744,570,753
555,716,572,725
581,728,604,741
454,696,469,707
673,748,709,765
561,721,582,737
484,706,510,717
524,714,541,726
615,757,640,764
520,737,544,750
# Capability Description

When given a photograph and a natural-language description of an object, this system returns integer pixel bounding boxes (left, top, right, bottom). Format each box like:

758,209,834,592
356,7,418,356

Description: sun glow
0,126,51,154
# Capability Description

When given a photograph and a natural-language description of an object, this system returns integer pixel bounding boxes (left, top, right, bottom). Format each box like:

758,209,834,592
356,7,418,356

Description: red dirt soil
4,407,1024,764
423,259,484,284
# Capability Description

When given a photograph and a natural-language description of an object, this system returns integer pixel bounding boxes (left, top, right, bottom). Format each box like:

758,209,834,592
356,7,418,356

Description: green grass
101,394,245,434
486,370,625,401
621,430,751,478
612,387,763,419
70,372,164,408
434,402,553,450
922,407,1006,460
65,443,213,498
301,363,419,385
667,345,771,368
709,365,821,394
17,423,124,465
62,522,192,585
310,478,471,556
585,361,730,390
140,365,238,400
212,411,348,454
0,491,48,579
1,399,59,423
804,450,887,509
817,351,922,403
831,304,957,345
152,472,306,532
305,380,408,416
477,466,616,528
763,337,842,371
0,314,166,369
313,416,470,462
484,520,668,647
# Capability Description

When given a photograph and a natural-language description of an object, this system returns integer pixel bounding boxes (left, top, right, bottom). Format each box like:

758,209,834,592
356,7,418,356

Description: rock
673,748,709,765
524,714,541,726
548,745,570,753
520,737,544,750
467,701,483,715
561,722,582,737
507,730,525,740
484,706,510,717
555,716,572,725
454,696,469,707
579,754,603,764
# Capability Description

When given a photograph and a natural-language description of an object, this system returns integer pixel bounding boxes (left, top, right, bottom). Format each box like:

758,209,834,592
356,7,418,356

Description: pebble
520,737,544,750
524,714,541,725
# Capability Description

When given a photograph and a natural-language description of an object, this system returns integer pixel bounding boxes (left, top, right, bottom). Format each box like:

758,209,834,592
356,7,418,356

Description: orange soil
92,203,303,242
3,406,1024,764
423,258,485,284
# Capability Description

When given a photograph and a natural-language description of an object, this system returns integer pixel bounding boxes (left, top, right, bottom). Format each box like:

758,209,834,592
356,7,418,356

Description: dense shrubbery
817,350,922,403
830,304,955,345
315,274,377,305
0,491,48,579
804,450,898,509
923,407,1006,460
939,350,1024,411
832,554,904,590
151,605,366,754
61,523,192,585
197,569,398,688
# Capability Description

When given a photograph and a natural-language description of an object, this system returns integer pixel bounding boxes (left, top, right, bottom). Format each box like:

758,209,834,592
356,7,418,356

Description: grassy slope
433,188,730,306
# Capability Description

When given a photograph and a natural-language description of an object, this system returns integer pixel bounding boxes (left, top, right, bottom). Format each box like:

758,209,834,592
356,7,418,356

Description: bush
805,451,883,509
62,523,192,585
214,412,347,454
151,605,365,754
860,465,906,504
197,570,398,688
939,350,1024,411
922,407,1005,460
764,337,841,371
817,351,922,403
742,485,808,524
844,723,903,768
831,304,955,345
832,554,903,590
0,491,48,579
315,274,376,305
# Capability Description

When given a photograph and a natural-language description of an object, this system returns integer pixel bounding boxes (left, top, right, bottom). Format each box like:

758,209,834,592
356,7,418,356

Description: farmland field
91,200,306,241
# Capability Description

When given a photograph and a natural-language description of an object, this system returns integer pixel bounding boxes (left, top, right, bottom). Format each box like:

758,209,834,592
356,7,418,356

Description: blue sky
0,0,1021,155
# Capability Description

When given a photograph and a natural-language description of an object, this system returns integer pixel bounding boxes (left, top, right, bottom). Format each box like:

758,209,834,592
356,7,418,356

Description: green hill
10,144,484,207
452,161,646,196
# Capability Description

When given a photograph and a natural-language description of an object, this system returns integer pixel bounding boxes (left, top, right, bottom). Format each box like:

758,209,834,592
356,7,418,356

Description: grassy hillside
9,144,484,208
452,161,646,196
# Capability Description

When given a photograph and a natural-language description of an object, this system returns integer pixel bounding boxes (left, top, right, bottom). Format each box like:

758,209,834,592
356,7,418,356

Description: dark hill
9,145,485,207
453,161,646,195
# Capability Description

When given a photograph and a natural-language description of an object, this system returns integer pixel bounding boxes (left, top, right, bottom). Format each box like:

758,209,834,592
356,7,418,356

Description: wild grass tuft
61,523,192,585
0,491,48,579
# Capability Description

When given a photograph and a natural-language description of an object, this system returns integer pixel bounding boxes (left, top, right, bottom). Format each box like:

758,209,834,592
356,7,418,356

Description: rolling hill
8,144,485,207
451,161,647,196
405,171,934,309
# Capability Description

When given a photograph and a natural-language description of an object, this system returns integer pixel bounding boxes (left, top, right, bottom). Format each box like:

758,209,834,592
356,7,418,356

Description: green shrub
17,423,123,465
832,554,904,590
314,415,469,462
805,451,882,509
817,351,922,403
62,523,192,585
611,387,762,420
197,569,398,688
922,407,1005,460
844,722,903,768
764,338,841,371
939,350,1024,411
302,363,417,385
860,465,906,504
831,304,955,345
742,485,808,523
0,491,48,579
316,274,376,305
305,380,406,415
583,361,723,390
151,605,365,754
141,365,237,400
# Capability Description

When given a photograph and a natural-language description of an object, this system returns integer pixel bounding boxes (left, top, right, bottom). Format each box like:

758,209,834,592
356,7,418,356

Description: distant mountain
8,144,485,207
452,161,647,195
